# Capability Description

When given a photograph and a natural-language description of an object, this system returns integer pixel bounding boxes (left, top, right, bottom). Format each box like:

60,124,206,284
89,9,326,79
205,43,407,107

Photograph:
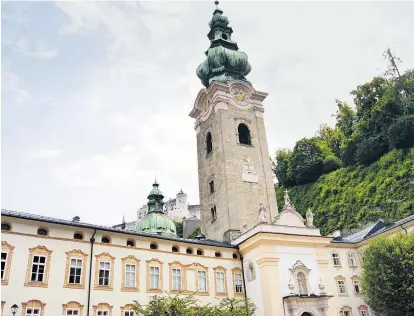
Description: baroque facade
1,2,414,316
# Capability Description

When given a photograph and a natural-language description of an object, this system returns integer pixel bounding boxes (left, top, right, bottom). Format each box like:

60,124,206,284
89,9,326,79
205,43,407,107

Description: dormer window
37,228,48,236
101,236,110,244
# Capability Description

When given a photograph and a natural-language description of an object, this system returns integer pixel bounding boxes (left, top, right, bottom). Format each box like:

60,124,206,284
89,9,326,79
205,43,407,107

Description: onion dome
196,1,252,88
136,181,177,237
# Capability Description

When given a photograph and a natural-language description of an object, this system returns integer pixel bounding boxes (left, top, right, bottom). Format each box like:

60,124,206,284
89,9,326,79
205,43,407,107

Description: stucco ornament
242,157,258,183
306,208,314,227
284,189,292,206
318,278,326,295
258,203,267,222
288,278,296,295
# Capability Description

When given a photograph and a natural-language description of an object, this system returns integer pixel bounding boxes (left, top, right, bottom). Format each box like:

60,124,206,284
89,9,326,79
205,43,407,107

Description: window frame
25,246,52,288
197,270,208,293
214,266,227,296
121,255,140,292
335,276,348,296
146,258,163,293
331,251,341,267
120,305,135,316
347,252,358,268
93,303,112,316
1,241,14,285
237,123,252,146
64,249,88,289
352,276,361,294
63,301,84,316
232,268,244,296
22,300,46,316
94,252,115,291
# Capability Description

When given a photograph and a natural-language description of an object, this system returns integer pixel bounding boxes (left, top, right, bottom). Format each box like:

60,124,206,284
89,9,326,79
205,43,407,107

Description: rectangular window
216,271,225,293
332,253,341,266
197,270,207,292
97,311,108,316
337,280,347,294
25,309,40,316
66,310,79,316
1,252,7,280
69,258,82,284
124,311,134,316
125,264,136,288
98,261,110,286
150,266,160,289
31,255,46,282
348,253,357,267
172,268,182,291
353,279,361,293
360,311,367,316
234,272,243,293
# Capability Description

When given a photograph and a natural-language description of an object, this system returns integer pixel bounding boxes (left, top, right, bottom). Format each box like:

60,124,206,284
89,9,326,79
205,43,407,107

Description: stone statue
258,203,267,222
284,189,291,206
306,208,314,227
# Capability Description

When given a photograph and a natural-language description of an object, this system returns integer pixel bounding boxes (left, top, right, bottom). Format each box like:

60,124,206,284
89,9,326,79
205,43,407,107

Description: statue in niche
306,208,314,227
297,272,308,295
258,203,267,222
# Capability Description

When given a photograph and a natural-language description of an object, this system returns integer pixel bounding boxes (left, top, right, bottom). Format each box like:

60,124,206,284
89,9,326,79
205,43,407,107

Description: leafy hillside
276,148,414,235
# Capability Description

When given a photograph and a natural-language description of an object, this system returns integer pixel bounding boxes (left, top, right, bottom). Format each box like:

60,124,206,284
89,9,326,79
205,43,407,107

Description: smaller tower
136,181,177,237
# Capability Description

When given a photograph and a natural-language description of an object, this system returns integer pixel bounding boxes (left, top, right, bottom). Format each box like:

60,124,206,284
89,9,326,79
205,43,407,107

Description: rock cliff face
276,148,414,235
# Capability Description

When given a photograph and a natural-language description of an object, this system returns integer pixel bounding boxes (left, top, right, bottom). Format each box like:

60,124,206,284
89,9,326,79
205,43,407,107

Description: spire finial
214,0,219,8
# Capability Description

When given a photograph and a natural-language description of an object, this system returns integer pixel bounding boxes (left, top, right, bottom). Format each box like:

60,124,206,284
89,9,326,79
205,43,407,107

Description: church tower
189,1,278,242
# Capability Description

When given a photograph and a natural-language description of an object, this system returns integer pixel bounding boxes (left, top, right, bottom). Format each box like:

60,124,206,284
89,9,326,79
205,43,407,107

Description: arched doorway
301,313,313,316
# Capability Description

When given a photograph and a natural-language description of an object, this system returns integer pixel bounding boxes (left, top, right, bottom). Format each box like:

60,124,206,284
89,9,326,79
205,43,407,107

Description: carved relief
242,157,258,183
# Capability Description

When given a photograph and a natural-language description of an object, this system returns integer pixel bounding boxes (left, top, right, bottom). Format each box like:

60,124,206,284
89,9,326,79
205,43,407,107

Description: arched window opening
186,248,193,255
37,228,48,236
101,236,110,244
301,313,313,316
238,123,251,145
1,223,11,231
206,132,213,155
222,33,228,40
73,232,83,240
126,239,135,247
297,272,308,295
150,243,158,250
215,251,221,258
172,246,179,253
233,253,238,259
196,249,203,256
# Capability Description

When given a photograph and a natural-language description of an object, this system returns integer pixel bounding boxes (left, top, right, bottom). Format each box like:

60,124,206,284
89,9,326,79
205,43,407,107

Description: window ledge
64,284,85,289
235,292,245,296
94,285,113,291
121,287,139,292
215,292,228,297
24,281,48,288
1,280,9,285
147,288,163,293
238,143,254,148
338,293,349,297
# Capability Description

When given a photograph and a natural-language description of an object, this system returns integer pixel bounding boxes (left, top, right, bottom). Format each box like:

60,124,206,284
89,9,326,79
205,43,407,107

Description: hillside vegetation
274,60,414,234
276,148,414,234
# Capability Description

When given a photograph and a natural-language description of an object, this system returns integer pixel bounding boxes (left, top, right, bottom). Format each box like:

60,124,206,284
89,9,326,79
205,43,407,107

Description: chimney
72,216,80,222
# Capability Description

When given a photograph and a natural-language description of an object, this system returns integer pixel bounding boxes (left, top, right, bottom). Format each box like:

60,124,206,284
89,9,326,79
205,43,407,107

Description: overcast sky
2,1,414,226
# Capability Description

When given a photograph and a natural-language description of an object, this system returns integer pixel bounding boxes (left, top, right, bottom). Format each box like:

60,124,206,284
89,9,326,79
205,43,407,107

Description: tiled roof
1,209,235,248
331,214,414,244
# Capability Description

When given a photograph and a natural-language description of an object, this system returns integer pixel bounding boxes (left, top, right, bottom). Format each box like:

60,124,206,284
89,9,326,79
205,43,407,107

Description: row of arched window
205,123,252,155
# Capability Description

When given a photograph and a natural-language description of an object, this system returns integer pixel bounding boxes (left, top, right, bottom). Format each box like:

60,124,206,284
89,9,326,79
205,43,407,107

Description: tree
291,137,325,185
132,293,256,316
361,233,414,316
274,149,294,186
388,115,414,149
174,221,183,238
188,226,201,239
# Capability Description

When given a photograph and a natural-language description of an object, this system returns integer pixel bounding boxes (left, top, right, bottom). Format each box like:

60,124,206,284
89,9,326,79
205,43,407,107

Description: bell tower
189,1,278,242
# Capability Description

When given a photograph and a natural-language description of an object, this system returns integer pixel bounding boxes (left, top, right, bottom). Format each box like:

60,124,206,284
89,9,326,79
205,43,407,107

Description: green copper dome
136,181,177,237
196,1,251,88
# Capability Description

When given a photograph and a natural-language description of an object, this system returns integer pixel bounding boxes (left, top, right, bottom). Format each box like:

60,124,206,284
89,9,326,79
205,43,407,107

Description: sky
2,1,414,226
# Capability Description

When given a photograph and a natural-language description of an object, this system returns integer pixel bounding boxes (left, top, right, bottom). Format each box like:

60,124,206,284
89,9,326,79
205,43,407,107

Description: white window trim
332,252,341,266
234,272,243,293
69,258,83,284
337,279,347,295
1,251,7,280
25,308,41,316
97,310,109,316
172,268,182,291
150,266,160,289
31,255,47,282
99,261,111,286
125,263,136,288
216,271,225,293
197,270,207,292
66,308,80,316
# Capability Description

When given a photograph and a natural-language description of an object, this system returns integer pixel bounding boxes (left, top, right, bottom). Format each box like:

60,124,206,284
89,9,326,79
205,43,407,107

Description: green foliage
276,148,414,234
273,68,414,185
188,226,201,239
174,221,183,238
133,293,256,316
388,115,414,149
361,233,414,316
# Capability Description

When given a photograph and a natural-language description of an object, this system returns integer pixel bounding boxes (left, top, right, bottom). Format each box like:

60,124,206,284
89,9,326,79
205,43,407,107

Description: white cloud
14,37,58,59
28,149,62,161
2,71,33,107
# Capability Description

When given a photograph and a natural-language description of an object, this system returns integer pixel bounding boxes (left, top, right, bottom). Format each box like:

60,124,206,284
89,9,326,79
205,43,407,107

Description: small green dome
135,181,177,237
136,212,177,236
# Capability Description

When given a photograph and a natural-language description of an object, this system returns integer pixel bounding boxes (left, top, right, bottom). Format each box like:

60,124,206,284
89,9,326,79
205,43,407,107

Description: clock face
234,89,246,102
203,99,210,110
